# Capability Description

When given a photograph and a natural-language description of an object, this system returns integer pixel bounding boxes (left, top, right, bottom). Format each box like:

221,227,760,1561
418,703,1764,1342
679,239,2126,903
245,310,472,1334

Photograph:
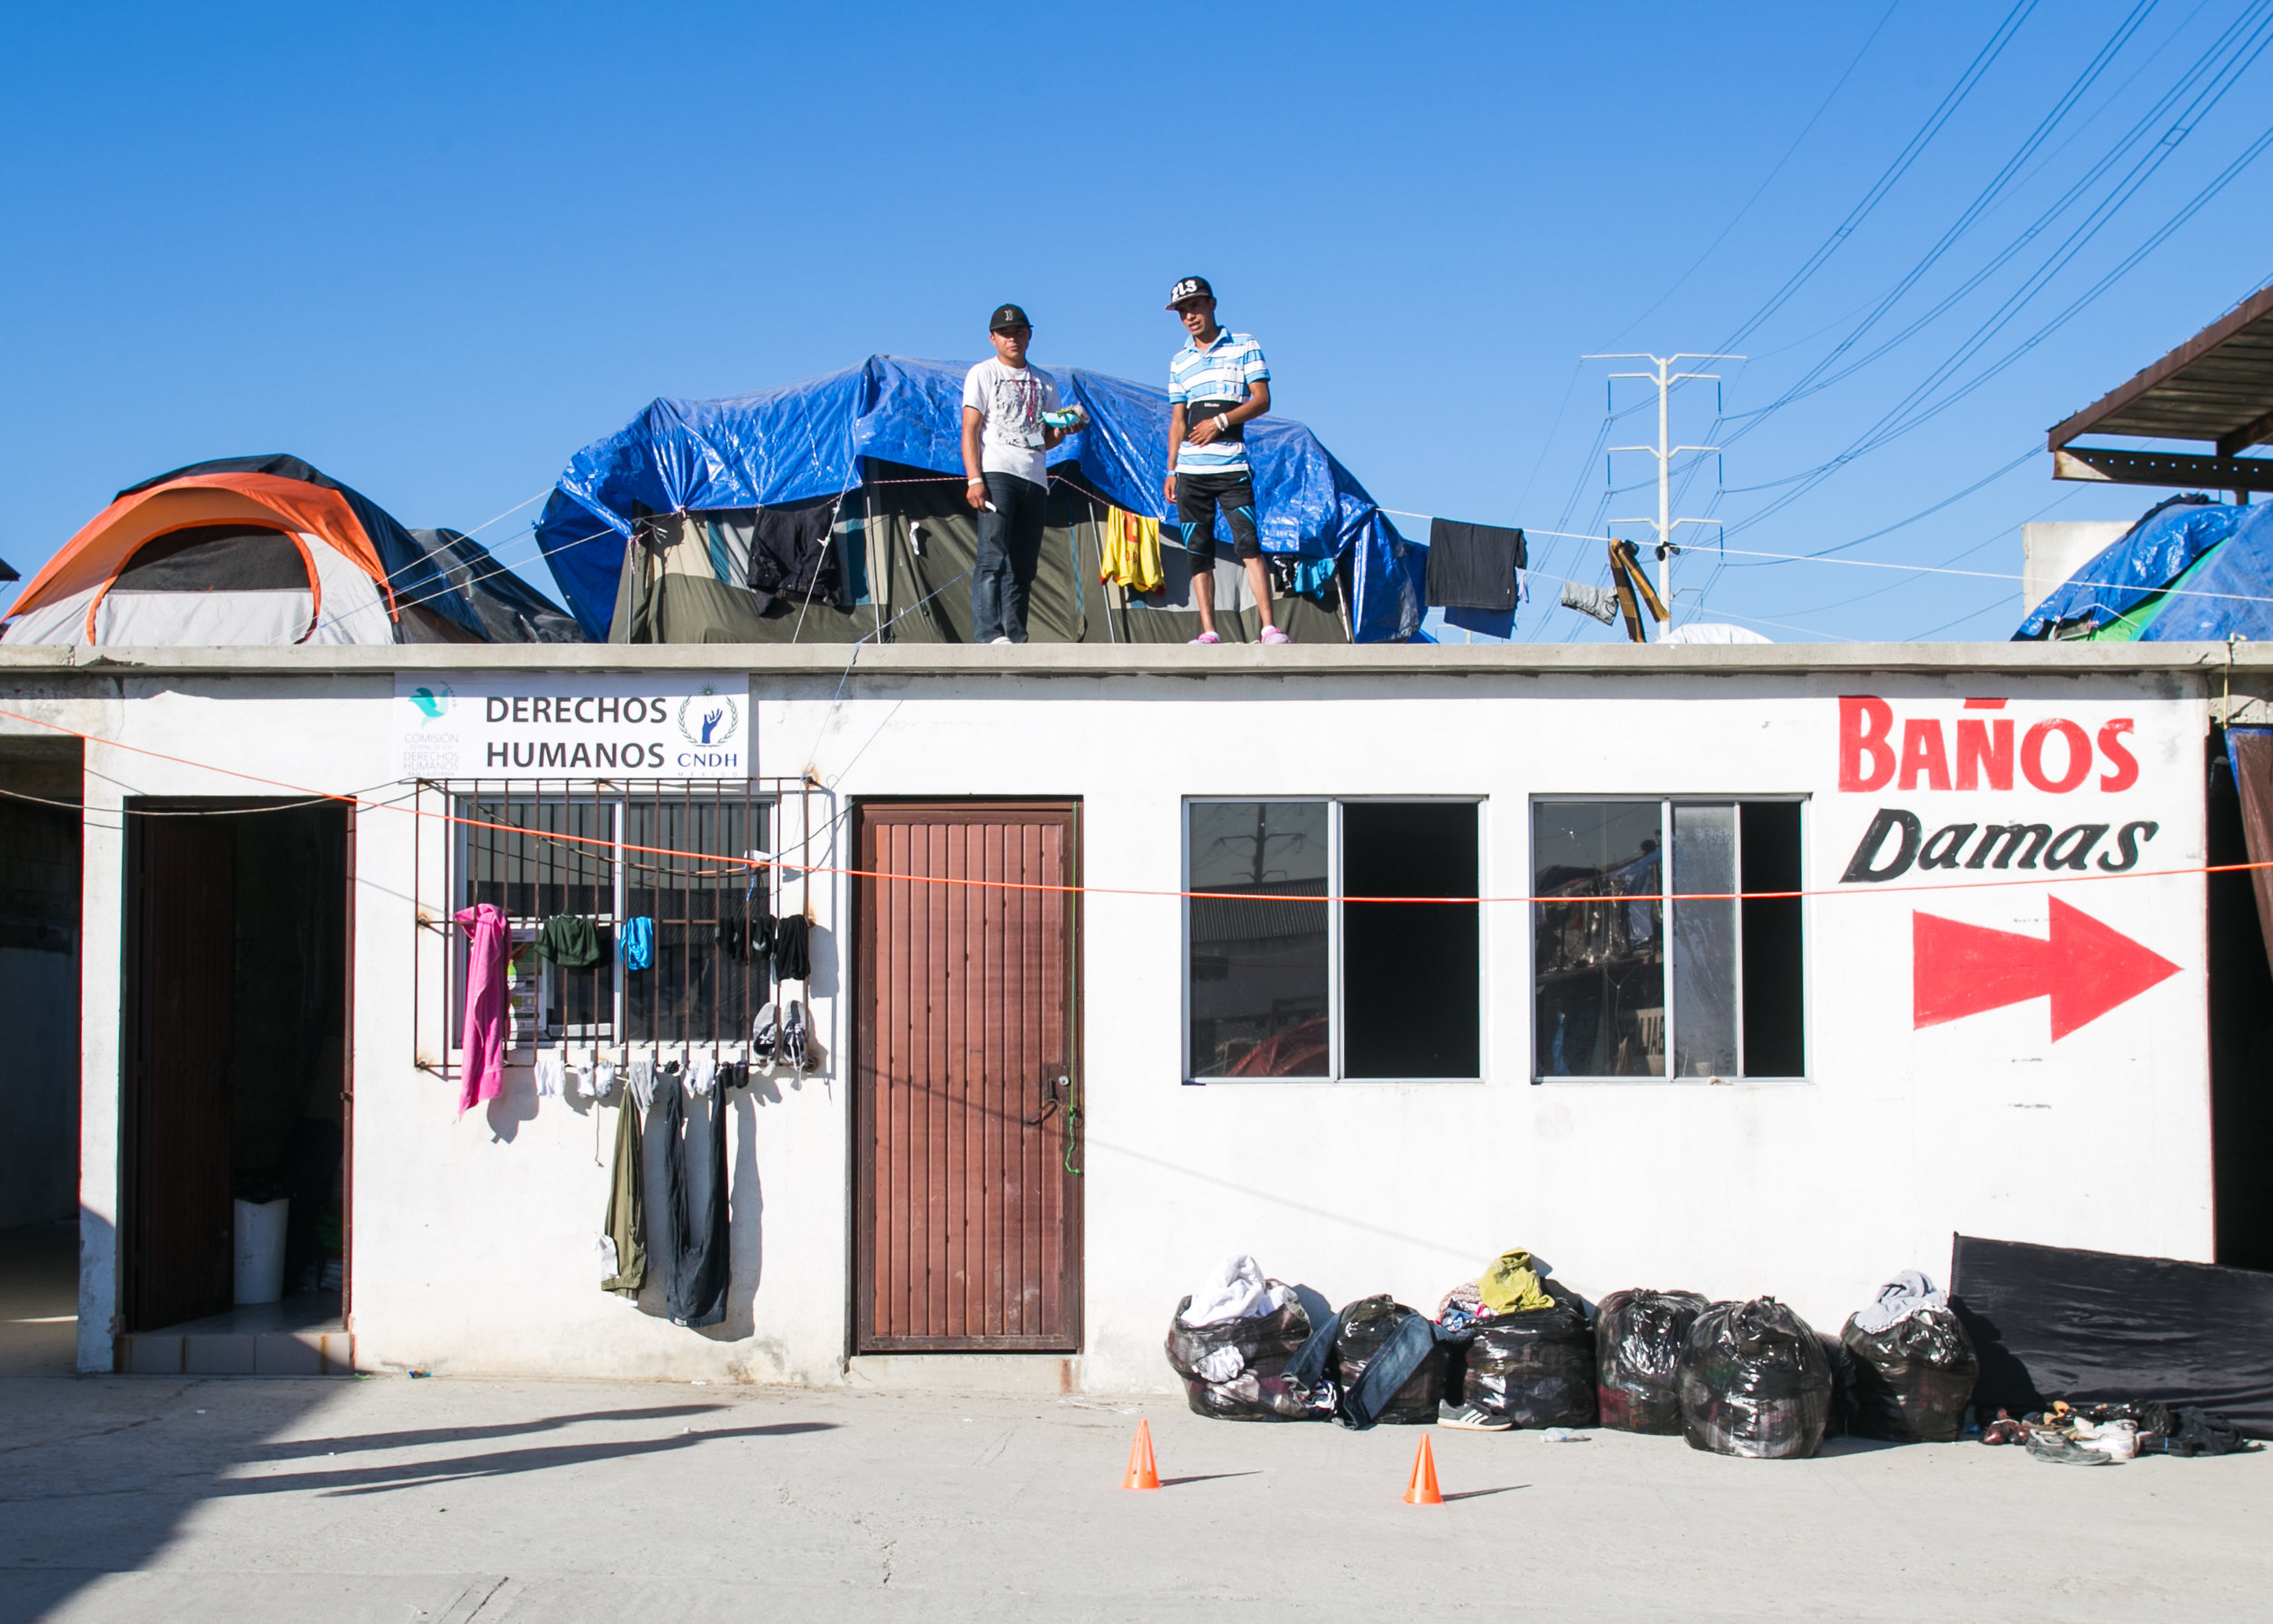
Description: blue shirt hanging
620,916,655,971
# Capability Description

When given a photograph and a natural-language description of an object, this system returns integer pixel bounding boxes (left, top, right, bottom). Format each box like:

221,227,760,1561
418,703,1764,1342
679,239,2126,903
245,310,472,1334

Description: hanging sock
628,1060,657,1111
535,1049,566,1098
574,1058,616,1100
686,1054,718,1097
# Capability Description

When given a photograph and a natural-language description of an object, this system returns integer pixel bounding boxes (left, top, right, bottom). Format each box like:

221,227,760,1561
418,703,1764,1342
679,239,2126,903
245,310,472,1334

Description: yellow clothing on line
1099,506,1164,594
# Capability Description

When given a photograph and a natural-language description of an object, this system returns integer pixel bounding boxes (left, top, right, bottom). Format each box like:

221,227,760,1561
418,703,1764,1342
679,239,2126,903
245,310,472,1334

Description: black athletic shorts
1176,470,1261,562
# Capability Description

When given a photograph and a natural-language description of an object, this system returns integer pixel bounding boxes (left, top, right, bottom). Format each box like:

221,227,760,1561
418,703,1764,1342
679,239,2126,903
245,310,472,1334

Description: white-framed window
1531,797,1806,1082
1184,797,1482,1081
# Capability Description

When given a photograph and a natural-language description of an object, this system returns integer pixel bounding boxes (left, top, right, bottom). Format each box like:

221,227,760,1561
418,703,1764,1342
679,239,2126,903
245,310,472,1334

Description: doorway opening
120,798,351,1368
2208,731,2273,1270
0,737,83,1376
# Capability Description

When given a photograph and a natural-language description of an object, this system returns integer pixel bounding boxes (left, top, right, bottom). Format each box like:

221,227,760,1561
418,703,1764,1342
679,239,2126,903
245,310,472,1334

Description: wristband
1214,414,1230,433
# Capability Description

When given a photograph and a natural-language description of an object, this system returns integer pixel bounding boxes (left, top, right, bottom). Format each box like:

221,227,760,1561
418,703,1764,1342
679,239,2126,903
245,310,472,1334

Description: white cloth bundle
1181,1254,1288,1328
1852,1269,1948,1335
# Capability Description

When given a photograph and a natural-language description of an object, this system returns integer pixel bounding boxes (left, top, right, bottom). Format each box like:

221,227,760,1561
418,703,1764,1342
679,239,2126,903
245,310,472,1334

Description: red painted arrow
1913,897,2180,1039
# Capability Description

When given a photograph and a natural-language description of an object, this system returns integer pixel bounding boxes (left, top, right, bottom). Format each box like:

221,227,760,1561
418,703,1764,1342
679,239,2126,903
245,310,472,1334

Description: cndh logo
676,691,741,747
406,684,456,725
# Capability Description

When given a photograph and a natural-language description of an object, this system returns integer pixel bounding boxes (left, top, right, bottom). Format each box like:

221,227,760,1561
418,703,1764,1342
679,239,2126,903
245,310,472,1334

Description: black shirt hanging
772,914,812,981
1426,518,1526,612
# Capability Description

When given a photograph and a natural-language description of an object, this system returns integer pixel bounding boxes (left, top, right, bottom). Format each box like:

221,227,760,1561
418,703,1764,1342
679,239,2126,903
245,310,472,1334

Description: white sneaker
990,636,1014,645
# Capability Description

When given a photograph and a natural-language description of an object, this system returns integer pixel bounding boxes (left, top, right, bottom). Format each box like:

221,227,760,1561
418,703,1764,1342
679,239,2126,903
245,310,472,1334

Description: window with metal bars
417,779,786,1068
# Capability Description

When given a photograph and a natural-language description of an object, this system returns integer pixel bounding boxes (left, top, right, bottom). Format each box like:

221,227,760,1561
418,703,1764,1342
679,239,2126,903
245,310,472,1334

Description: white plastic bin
233,1197,290,1305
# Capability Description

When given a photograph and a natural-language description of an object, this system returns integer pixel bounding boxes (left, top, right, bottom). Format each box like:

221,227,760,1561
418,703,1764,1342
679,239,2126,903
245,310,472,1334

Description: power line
1712,0,2041,357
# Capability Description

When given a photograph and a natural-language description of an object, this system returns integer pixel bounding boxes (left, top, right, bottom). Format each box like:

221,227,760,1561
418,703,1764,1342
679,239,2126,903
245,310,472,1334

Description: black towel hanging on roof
1426,518,1526,612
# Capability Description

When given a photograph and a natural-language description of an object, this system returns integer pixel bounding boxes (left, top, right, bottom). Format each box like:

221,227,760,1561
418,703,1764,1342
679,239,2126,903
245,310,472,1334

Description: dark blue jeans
642,1076,728,1328
973,472,1047,642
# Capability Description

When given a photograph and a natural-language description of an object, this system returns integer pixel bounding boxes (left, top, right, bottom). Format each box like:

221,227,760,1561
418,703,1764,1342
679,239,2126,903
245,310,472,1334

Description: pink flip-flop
1187,631,1221,646
1260,627,1292,645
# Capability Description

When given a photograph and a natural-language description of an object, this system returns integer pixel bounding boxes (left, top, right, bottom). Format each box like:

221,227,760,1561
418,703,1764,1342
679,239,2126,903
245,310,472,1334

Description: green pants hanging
601,1099,646,1298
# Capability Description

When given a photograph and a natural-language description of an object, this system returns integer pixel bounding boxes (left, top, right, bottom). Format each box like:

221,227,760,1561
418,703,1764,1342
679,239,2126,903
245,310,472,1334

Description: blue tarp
536,355,1424,642
2120,502,2273,642
2014,496,2254,640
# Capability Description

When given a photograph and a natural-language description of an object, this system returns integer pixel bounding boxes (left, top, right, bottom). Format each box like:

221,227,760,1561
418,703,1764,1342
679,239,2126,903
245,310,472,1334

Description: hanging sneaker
751,1001,781,1068
1260,626,1292,645
1438,1400,1512,1431
1187,630,1221,646
782,999,810,1072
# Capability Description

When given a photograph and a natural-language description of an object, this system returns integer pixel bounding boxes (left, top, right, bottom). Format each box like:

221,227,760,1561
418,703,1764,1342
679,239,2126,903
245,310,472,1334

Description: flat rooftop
0,640,2266,679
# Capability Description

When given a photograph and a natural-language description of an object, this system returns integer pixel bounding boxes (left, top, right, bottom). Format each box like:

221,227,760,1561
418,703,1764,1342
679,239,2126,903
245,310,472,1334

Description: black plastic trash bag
1841,1306,1978,1442
1817,1330,1856,1439
1464,1283,1596,1428
1334,1296,1442,1426
1678,1297,1832,1459
1164,1289,1324,1421
1594,1288,1706,1434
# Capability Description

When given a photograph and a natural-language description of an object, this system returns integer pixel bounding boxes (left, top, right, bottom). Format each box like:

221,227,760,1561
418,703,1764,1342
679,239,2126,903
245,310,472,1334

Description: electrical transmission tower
1584,352,1742,636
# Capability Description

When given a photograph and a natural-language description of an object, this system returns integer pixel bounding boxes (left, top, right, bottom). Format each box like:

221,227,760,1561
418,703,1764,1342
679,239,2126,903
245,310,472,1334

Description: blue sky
3,1,2268,641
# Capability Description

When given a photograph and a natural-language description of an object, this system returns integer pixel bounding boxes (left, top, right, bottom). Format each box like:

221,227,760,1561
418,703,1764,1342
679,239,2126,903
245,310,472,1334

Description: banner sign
392,673,751,780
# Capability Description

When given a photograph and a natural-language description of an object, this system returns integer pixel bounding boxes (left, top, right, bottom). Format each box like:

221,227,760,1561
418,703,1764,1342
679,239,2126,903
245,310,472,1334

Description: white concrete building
3,640,2268,1391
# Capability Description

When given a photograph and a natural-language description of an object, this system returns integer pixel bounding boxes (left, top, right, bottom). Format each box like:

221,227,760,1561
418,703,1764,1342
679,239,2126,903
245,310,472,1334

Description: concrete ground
2,1358,2268,1624
4,1228,2268,1623
0,1225,75,1380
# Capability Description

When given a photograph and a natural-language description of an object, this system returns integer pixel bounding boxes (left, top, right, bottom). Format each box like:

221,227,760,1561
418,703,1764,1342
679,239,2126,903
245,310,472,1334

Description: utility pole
1584,352,1742,637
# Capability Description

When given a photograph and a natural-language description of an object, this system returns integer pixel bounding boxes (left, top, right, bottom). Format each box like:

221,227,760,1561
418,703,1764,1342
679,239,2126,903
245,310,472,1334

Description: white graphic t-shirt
962,358,1061,489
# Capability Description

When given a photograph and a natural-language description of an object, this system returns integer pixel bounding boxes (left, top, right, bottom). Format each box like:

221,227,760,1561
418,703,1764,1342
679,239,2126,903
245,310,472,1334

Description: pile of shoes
1987,1398,2254,1463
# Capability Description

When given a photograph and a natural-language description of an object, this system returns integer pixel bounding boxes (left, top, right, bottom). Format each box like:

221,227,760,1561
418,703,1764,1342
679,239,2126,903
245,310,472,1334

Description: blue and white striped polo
1169,329,1269,475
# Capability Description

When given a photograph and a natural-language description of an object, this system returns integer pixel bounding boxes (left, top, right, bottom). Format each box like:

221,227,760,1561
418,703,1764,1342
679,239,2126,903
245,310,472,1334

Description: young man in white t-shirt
960,305,1081,644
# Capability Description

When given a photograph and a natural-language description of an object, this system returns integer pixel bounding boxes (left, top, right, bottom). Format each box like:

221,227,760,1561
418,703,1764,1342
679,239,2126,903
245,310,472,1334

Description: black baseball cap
1165,276,1214,309
988,303,1032,333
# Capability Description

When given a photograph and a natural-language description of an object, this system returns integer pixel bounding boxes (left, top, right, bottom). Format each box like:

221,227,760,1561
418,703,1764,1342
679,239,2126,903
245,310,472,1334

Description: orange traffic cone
1122,1418,1161,1490
1403,1434,1443,1505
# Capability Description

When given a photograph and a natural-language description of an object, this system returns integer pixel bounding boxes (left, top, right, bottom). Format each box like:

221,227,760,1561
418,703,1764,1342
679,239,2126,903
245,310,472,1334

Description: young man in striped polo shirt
1163,276,1287,645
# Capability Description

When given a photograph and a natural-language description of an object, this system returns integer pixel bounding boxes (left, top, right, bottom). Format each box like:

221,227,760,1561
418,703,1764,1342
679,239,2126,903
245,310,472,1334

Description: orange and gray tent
3,455,581,646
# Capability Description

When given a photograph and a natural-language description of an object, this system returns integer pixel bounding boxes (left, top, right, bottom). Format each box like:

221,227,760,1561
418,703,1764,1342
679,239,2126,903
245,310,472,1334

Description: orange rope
4,704,2262,905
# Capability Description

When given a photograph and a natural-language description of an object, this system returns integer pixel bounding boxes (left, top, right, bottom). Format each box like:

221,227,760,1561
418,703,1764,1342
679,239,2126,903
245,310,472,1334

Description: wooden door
124,817,237,1332
855,802,1081,1351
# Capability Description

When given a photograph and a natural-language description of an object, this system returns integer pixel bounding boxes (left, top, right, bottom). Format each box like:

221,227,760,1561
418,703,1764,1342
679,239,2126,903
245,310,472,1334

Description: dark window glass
1740,801,1805,1077
456,796,615,1042
1343,803,1479,1078
1533,803,1665,1077
1187,801,1328,1078
626,798,767,1046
